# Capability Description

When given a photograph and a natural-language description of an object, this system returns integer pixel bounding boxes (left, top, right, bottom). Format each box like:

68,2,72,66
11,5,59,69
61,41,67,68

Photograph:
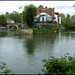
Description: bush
33,28,54,34
42,53,74,74
0,62,12,74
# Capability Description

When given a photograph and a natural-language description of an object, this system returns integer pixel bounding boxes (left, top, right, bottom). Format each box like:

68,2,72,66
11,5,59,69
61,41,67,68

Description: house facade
34,13,52,22
34,7,61,27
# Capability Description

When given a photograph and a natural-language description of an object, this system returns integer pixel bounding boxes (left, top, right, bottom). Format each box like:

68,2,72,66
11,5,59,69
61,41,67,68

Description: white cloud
0,1,75,16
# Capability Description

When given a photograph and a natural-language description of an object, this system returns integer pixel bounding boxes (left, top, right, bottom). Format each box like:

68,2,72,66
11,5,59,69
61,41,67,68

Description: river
0,31,75,74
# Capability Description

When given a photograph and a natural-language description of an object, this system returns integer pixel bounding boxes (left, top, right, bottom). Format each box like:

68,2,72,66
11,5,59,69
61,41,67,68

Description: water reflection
25,36,36,55
18,35,36,55
7,31,17,37
0,31,7,37
61,31,75,41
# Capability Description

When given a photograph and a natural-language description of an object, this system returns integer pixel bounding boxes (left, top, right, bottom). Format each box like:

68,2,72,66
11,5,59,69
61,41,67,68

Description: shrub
0,62,12,74
33,28,54,34
42,53,74,74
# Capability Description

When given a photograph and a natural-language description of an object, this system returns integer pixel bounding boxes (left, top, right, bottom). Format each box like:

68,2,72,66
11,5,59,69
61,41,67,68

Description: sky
0,1,75,16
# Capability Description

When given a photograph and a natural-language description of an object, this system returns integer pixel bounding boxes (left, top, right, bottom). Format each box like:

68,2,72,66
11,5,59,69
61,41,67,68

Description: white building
6,19,15,24
35,13,52,22
34,12,61,25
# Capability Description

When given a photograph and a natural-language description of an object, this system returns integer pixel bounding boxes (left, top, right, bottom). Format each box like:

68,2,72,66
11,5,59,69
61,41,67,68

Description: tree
63,14,72,30
5,11,21,23
0,15,7,26
26,7,34,28
5,12,10,19
10,11,21,23
23,4,37,27
38,5,43,8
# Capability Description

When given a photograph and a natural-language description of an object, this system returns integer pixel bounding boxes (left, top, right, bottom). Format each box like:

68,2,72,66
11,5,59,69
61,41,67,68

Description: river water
0,31,75,74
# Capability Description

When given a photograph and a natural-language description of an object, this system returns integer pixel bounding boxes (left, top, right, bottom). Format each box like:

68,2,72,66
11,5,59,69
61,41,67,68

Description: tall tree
23,4,37,25
26,7,34,28
38,5,43,8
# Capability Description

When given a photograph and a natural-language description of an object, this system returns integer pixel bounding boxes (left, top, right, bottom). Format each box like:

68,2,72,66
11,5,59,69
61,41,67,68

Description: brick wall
37,8,55,17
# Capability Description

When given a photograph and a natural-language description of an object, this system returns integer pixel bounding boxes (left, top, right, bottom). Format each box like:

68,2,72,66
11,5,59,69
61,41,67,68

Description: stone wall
20,29,33,35
36,23,54,28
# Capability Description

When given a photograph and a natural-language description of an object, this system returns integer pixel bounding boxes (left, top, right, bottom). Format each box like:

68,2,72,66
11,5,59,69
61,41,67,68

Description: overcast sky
0,1,75,16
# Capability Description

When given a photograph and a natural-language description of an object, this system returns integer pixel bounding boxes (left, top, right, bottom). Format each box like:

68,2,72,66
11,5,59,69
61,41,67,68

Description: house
6,19,15,24
71,16,75,24
34,7,61,27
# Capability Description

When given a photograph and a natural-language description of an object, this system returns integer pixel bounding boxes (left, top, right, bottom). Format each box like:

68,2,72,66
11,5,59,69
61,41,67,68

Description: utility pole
19,6,23,28
21,9,23,27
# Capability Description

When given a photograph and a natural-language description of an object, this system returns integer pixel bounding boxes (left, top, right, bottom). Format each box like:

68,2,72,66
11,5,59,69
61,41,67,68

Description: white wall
54,14,58,23
7,20,15,24
54,14,61,24
40,16,46,22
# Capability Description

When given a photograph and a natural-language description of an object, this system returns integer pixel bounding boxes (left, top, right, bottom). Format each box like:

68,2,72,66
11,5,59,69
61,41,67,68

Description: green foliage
38,5,43,8
33,28,54,34
5,12,10,19
10,11,21,23
26,7,34,28
42,53,75,74
69,24,75,30
5,11,21,23
0,62,12,74
0,15,7,26
63,14,72,30
70,60,75,73
23,4,37,26
59,13,65,24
